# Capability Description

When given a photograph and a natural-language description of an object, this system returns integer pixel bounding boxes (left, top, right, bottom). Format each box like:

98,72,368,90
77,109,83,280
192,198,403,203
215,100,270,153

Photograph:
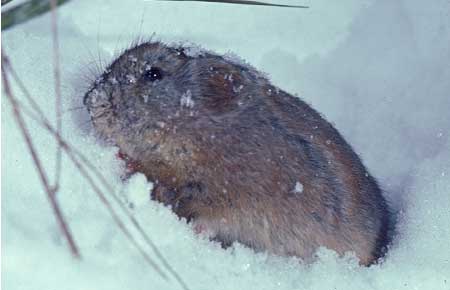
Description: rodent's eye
144,67,163,82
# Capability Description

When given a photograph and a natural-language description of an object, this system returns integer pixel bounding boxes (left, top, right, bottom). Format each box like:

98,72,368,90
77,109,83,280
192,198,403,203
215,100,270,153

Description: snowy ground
2,0,450,289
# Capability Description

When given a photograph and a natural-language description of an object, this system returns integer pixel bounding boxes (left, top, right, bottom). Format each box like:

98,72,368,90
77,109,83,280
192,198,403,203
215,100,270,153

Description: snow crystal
233,84,244,93
224,73,233,82
94,76,103,85
156,121,166,128
109,77,118,85
180,89,194,108
125,74,136,84
127,54,138,62
123,174,153,208
223,52,252,69
293,182,304,194
183,45,205,57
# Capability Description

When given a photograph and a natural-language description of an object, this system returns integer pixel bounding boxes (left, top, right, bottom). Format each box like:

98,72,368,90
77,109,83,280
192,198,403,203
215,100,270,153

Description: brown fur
84,41,391,265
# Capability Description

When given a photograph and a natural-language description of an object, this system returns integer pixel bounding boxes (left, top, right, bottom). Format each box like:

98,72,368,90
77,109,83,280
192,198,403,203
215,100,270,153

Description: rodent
83,41,391,265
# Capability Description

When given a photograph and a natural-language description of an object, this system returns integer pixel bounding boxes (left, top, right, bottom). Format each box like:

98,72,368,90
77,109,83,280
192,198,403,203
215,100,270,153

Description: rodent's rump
83,41,390,265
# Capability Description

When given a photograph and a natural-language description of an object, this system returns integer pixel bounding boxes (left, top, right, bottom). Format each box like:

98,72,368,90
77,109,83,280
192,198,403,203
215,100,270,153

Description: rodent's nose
83,88,110,109
83,88,97,107
83,93,90,107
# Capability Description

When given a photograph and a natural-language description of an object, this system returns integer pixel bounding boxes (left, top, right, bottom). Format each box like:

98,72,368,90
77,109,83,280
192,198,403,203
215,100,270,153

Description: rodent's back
84,41,391,265
166,85,389,265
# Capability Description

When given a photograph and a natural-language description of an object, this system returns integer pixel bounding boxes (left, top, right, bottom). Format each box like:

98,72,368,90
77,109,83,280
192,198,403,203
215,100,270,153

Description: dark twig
157,0,309,8
1,0,14,6
3,56,47,120
64,146,170,281
3,53,190,290
1,51,81,259
50,0,63,193
24,97,189,290
70,148,190,290
1,0,71,31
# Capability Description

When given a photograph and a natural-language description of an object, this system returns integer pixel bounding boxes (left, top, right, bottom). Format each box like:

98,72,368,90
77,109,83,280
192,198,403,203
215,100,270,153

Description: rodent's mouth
84,85,116,119
84,89,116,122
88,104,114,120
85,102,119,142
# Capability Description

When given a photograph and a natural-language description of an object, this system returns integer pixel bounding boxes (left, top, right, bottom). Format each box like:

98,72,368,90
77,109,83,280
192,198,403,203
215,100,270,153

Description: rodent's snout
83,86,114,118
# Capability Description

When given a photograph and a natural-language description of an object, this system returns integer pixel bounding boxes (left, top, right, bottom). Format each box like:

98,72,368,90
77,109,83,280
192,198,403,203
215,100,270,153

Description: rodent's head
84,41,266,158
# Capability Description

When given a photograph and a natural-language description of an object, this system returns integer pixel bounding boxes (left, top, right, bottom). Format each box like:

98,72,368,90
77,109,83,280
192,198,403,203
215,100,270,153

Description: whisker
96,15,105,73
79,42,103,77
76,118,95,132
64,106,84,112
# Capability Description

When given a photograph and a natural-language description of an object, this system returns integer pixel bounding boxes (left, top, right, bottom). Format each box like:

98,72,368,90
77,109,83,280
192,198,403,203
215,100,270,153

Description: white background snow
2,0,450,289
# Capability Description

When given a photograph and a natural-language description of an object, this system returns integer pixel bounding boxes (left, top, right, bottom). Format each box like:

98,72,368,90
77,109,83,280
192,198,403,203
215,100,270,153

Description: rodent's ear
202,63,244,112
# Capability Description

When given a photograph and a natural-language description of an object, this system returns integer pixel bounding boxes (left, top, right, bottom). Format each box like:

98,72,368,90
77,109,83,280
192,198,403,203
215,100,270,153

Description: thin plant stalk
2,52,190,290
1,0,71,31
50,0,63,192
1,52,81,259
157,0,308,8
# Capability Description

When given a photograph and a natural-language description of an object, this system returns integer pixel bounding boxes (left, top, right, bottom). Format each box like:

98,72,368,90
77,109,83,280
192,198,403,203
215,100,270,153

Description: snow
2,0,450,289
293,182,303,194
180,90,194,109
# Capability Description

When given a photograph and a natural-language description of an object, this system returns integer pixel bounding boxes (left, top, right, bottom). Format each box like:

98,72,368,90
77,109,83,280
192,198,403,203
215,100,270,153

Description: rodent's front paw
151,184,177,206
190,217,233,249
191,219,217,237
151,182,204,221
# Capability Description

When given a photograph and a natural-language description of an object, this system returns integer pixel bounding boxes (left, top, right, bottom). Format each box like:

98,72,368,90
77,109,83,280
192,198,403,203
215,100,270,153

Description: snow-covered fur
84,41,391,265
